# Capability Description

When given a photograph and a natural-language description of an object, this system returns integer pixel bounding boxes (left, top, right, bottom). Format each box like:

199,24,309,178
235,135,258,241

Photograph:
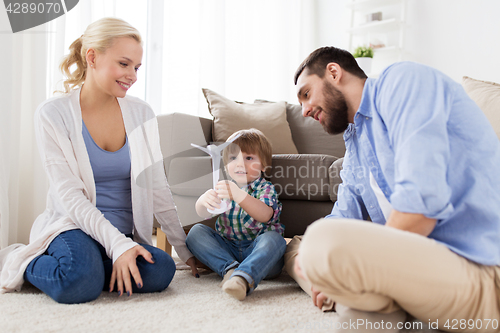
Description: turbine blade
191,143,210,154
226,133,242,143
212,133,243,151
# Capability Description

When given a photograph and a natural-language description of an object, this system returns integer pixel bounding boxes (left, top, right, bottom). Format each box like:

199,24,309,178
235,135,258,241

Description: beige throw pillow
202,88,298,154
462,76,500,140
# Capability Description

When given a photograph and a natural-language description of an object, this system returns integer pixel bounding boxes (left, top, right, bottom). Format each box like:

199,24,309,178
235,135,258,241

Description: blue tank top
82,120,134,234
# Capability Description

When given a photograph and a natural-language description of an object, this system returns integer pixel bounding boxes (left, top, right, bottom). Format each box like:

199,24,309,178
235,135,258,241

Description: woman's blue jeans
185,224,286,294
23,229,175,304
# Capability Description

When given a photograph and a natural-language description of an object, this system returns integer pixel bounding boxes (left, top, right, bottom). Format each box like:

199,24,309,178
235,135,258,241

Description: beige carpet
0,254,440,333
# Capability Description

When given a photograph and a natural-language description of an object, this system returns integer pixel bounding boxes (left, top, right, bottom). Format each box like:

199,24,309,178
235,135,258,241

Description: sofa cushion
202,88,298,154
168,154,339,202
329,157,343,202
255,100,346,157
285,103,346,157
157,113,213,176
169,156,213,196
462,76,500,139
268,154,338,202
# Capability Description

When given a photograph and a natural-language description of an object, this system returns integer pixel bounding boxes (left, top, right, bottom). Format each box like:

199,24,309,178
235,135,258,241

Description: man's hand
110,245,153,297
385,210,437,236
295,252,331,310
215,180,246,204
311,286,330,309
294,255,307,281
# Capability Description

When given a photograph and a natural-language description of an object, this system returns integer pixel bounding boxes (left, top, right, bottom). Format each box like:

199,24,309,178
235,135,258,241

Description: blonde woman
0,18,198,303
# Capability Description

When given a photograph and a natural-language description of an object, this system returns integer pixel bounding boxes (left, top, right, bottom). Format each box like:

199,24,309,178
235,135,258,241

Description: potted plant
353,46,374,75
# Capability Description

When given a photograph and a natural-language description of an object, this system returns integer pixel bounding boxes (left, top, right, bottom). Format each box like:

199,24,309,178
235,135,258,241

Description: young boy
186,129,286,301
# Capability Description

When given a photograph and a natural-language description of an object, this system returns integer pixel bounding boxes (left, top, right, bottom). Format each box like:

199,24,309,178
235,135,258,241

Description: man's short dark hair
294,46,368,84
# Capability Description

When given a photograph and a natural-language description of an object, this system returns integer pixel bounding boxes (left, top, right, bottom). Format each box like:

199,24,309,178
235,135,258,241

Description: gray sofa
155,102,346,245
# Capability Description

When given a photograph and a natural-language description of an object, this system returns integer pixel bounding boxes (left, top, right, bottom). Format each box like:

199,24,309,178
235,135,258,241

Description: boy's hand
198,189,221,211
216,180,247,204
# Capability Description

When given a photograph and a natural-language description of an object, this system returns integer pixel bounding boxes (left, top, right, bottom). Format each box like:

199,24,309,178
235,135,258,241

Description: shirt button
366,117,369,120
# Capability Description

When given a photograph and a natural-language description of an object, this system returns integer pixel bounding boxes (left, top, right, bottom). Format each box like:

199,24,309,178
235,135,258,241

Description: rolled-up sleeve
376,63,455,220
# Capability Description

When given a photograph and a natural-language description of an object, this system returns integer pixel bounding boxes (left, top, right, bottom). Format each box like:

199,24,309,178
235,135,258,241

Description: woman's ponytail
59,36,87,94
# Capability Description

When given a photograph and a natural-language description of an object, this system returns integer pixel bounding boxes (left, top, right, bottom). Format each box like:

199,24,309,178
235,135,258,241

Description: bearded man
286,46,500,333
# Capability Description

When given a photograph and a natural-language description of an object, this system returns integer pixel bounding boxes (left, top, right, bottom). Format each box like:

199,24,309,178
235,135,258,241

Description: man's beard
321,81,349,135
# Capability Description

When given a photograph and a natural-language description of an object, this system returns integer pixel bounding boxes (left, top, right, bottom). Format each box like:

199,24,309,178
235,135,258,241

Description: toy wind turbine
191,133,241,214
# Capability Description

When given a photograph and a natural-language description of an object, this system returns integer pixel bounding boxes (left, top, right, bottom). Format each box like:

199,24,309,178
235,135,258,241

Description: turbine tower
191,133,241,214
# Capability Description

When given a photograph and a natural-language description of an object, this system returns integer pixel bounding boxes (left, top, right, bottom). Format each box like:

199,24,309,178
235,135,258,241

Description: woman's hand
110,245,154,297
185,257,200,278
215,180,246,204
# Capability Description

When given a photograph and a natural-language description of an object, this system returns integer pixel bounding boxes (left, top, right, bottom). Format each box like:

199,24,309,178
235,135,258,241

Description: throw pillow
202,88,298,154
462,76,500,139
255,100,346,157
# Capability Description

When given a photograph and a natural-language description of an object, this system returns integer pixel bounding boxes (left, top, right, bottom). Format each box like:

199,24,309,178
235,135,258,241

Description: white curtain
150,0,318,117
0,29,50,247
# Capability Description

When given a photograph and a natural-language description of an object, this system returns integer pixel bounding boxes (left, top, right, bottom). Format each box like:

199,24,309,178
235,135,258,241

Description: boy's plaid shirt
215,176,284,241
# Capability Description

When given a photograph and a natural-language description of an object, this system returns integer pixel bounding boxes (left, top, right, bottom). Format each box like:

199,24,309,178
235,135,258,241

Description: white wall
316,0,351,51
405,0,500,84
317,0,500,84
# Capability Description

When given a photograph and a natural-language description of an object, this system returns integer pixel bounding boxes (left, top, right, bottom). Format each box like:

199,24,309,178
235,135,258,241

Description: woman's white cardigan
0,88,192,292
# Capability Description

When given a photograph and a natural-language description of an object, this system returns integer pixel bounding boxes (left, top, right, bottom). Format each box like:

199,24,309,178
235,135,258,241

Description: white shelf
346,0,401,12
348,18,400,35
348,0,407,72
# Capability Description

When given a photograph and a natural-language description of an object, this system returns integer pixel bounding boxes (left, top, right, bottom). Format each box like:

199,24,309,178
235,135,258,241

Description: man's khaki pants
293,218,500,333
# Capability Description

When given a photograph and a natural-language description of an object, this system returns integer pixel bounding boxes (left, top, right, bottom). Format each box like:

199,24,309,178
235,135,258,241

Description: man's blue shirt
327,62,500,265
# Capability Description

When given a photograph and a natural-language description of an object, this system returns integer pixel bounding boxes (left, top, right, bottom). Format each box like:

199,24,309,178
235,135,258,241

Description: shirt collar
355,78,376,119
243,176,266,191
343,123,356,141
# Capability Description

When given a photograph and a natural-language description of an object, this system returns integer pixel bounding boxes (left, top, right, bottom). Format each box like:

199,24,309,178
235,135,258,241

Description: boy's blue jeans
185,224,286,293
24,229,176,304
